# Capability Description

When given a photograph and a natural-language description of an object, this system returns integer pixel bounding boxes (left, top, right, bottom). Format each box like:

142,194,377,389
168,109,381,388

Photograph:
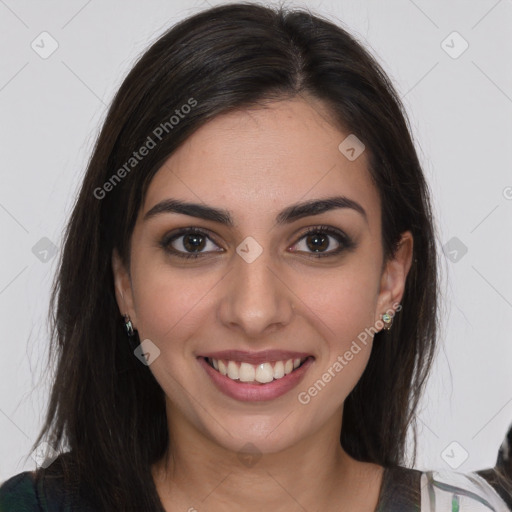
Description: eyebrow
143,195,368,226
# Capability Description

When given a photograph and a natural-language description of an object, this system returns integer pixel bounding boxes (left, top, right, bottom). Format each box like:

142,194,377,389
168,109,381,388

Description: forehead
142,97,380,231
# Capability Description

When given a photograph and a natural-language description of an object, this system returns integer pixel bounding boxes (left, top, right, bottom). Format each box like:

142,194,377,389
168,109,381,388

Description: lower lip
198,357,314,402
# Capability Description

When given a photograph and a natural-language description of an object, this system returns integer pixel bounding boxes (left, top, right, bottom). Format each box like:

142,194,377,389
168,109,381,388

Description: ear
374,231,414,324
112,249,137,328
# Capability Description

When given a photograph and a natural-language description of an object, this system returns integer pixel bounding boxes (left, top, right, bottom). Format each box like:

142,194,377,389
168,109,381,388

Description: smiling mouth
202,356,313,385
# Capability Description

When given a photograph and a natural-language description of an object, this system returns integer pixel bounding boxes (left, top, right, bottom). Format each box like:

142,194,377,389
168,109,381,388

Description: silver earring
381,313,393,331
123,314,134,337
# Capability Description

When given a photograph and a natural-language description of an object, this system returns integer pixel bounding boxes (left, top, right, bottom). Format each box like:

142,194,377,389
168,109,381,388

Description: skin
113,95,413,512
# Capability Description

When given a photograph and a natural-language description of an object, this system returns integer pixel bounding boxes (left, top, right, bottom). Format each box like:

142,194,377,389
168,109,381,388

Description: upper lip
198,350,313,365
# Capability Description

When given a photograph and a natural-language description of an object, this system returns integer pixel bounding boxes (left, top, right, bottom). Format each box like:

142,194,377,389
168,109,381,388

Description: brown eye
182,233,207,252
304,232,330,252
160,228,223,259
290,225,355,258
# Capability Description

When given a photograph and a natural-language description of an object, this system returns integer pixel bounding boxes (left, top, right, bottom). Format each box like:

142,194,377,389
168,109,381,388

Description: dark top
0,458,510,511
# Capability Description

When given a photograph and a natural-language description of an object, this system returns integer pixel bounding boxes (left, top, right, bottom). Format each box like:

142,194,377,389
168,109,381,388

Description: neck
152,404,384,512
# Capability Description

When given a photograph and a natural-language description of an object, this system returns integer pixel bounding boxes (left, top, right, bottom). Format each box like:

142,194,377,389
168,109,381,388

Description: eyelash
159,225,355,261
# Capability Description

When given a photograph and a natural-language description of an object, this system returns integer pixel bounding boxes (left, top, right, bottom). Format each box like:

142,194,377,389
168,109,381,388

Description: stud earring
123,314,135,337
381,312,393,331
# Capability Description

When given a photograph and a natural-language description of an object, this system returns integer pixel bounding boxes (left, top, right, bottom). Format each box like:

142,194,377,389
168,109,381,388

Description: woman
0,3,510,511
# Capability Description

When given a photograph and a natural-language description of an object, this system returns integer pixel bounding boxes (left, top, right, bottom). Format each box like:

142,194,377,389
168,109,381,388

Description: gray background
1,0,511,481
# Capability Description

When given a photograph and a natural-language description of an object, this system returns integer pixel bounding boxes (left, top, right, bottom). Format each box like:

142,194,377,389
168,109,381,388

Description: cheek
289,258,382,404
293,269,380,416
129,253,204,345
292,259,381,341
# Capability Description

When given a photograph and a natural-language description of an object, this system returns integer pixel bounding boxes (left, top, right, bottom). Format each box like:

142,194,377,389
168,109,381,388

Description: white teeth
273,361,285,379
208,357,308,384
255,362,274,383
227,361,239,380
239,362,255,382
218,360,227,376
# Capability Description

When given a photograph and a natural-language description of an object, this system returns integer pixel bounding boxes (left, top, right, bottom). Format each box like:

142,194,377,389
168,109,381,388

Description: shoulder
421,469,512,511
0,470,40,512
0,453,98,512
377,465,423,510
377,466,511,511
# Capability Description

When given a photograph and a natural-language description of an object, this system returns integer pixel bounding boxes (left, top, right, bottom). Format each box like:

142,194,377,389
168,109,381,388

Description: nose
217,247,294,338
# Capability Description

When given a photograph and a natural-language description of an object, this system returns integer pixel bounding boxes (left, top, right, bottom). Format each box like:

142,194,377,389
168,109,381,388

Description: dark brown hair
31,2,441,510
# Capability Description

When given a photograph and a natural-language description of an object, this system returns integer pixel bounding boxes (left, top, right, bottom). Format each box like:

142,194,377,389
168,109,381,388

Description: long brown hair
31,3,439,510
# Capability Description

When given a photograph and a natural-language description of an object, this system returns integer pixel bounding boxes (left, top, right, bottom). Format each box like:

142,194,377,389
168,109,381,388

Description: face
113,96,413,455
